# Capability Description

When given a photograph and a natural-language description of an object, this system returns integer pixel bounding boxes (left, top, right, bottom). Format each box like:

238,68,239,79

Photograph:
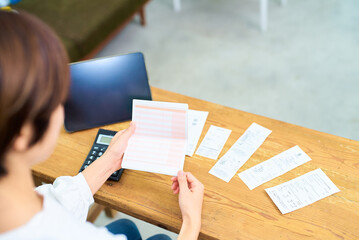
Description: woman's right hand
104,122,136,171
82,122,135,195
171,170,204,240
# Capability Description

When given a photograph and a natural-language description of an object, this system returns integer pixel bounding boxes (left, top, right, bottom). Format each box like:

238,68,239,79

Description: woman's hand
171,170,204,240
82,122,135,195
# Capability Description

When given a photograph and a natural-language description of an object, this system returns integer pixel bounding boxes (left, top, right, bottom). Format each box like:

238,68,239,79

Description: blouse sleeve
35,173,94,222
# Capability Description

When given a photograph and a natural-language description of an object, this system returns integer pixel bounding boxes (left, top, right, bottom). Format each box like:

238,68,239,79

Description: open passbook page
122,100,188,176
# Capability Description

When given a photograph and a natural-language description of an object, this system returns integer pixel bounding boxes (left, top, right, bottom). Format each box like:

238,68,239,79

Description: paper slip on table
31,87,359,240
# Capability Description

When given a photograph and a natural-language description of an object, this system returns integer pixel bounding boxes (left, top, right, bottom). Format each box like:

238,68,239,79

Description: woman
0,10,204,240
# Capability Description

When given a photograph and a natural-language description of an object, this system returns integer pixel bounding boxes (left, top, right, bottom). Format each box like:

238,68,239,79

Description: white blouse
0,173,126,240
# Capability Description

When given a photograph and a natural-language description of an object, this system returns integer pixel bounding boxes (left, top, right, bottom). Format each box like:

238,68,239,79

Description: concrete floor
97,0,359,141
94,0,359,238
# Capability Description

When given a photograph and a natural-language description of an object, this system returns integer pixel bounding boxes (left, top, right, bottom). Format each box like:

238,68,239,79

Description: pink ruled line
135,132,185,139
124,157,180,168
135,105,187,113
126,145,183,158
136,120,186,129
128,141,185,151
135,114,186,125
135,112,185,120
136,126,185,135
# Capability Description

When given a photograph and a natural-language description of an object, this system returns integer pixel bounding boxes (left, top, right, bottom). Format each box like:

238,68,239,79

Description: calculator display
96,134,113,145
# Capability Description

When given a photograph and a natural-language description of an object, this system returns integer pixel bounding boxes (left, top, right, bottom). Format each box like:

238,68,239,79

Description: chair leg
87,203,105,223
260,0,268,32
173,0,181,12
139,6,146,26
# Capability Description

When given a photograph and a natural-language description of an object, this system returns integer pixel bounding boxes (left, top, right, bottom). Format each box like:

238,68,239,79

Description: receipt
265,169,340,214
209,123,271,182
195,125,231,160
186,110,208,156
238,145,311,189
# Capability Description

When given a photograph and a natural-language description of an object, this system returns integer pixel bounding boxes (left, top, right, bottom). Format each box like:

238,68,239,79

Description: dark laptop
64,52,152,132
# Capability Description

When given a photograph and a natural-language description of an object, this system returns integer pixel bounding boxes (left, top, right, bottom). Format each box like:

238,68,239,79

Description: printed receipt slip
122,100,188,176
209,123,271,182
238,145,311,190
186,110,208,157
265,169,340,214
195,125,232,160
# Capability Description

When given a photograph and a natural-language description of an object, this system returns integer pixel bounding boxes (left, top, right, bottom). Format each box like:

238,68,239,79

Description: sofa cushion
15,0,147,61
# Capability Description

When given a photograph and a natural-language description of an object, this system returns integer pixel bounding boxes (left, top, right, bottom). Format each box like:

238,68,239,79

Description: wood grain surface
32,87,359,240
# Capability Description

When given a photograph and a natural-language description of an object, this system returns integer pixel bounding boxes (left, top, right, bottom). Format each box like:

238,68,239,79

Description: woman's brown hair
0,11,70,176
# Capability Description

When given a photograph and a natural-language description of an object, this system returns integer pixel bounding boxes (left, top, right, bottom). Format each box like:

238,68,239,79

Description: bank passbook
122,100,188,176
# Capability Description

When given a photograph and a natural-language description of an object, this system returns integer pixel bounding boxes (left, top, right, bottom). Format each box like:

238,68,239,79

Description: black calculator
79,129,124,181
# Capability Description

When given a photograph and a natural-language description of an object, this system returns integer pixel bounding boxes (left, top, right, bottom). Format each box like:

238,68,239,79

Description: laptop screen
64,52,152,132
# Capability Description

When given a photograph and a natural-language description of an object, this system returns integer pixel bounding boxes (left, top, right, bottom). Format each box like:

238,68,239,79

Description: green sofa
15,0,149,62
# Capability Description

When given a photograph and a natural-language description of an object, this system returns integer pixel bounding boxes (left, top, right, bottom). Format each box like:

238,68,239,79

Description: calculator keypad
79,144,122,181
84,146,107,167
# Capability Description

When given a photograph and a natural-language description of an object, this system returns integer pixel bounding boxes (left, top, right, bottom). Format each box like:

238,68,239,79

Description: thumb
121,122,136,140
177,170,189,193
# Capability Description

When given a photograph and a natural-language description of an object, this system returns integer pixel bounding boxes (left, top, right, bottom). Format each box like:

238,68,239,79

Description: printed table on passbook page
122,100,188,176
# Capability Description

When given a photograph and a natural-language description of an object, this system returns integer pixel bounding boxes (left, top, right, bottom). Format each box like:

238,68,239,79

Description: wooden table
32,87,359,240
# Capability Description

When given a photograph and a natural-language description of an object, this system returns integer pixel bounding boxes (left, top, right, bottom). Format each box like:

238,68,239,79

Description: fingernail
178,170,184,177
